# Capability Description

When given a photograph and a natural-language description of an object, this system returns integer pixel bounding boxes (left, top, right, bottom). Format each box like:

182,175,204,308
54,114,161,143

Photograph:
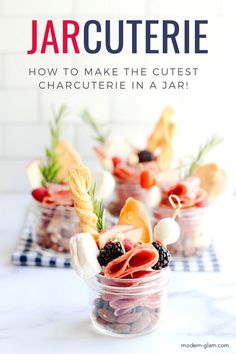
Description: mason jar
153,206,209,257
31,200,80,253
86,268,170,337
107,180,144,218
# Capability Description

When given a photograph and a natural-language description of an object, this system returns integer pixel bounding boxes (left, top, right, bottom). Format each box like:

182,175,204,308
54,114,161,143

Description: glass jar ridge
87,268,170,337
153,205,209,256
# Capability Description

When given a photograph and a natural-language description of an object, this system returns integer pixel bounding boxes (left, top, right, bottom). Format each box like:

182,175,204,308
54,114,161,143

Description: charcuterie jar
87,269,170,337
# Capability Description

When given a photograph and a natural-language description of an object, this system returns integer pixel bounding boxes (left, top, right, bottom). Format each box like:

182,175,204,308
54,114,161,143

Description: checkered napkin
169,242,220,272
12,209,221,271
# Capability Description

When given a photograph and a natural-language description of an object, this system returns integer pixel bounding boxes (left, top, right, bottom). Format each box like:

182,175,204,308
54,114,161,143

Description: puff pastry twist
69,166,98,240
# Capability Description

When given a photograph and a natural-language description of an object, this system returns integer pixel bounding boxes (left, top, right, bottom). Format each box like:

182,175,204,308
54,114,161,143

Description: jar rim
153,205,209,215
97,267,169,281
86,267,170,294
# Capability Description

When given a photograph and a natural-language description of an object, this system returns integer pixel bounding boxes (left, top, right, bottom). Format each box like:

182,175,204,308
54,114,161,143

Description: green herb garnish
89,184,106,232
187,135,223,176
40,105,68,184
81,110,109,145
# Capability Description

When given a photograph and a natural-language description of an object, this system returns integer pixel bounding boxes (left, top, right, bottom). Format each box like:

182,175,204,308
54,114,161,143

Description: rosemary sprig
187,135,223,176
89,184,106,232
40,105,68,184
81,110,109,145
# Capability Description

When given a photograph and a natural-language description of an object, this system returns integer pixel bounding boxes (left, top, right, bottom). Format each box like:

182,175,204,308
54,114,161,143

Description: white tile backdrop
0,0,235,192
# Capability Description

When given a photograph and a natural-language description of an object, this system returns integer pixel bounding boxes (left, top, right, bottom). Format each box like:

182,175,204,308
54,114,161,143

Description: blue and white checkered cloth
12,209,221,272
169,241,220,272
12,210,71,268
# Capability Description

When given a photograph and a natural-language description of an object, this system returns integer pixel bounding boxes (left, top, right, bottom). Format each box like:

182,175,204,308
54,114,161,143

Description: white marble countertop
0,194,236,354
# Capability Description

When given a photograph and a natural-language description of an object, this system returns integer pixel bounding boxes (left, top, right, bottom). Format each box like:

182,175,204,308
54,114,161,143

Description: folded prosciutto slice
113,163,140,183
104,244,159,278
42,183,73,206
110,292,164,313
161,176,207,208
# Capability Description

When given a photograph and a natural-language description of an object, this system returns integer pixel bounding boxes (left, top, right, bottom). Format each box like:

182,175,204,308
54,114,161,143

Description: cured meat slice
123,268,160,279
46,183,69,194
110,296,141,310
114,308,134,317
43,191,73,206
113,163,140,182
161,176,207,208
42,183,73,206
168,177,200,198
94,145,107,160
108,290,163,313
104,244,159,278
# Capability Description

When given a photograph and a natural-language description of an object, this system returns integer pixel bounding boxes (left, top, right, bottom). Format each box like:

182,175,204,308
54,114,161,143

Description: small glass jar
107,181,144,218
153,206,209,257
31,200,80,253
87,268,170,337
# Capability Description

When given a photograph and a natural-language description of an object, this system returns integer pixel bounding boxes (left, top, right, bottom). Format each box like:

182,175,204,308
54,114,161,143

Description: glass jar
86,268,170,337
31,200,80,253
153,206,209,257
107,181,144,218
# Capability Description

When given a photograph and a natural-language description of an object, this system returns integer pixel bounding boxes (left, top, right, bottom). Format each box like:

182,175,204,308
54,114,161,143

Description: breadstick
69,166,98,242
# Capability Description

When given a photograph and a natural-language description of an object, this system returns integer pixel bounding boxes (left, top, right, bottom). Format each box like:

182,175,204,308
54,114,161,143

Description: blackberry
152,241,171,270
98,241,124,266
138,150,154,163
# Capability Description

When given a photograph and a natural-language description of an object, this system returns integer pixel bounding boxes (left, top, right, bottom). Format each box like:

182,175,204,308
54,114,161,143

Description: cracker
146,106,175,170
118,198,152,243
192,163,227,202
